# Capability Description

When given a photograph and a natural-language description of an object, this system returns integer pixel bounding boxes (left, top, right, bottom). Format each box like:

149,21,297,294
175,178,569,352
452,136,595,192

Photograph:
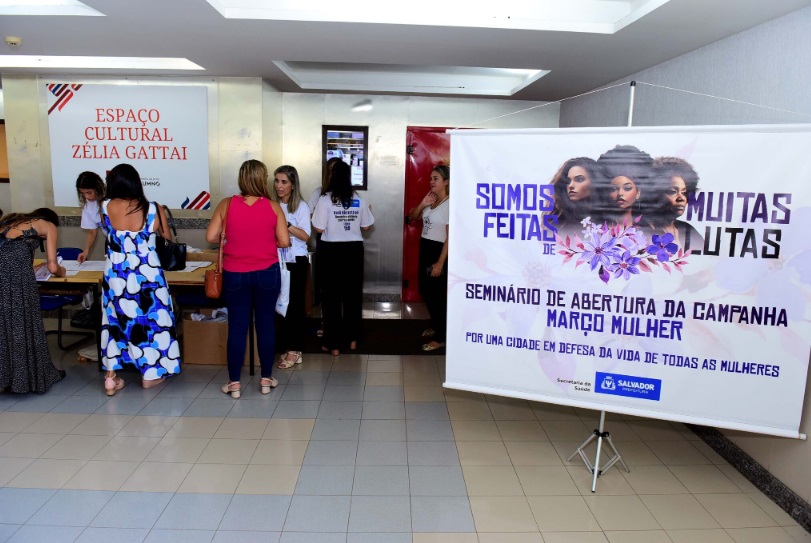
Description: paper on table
177,261,211,272
61,260,106,272
34,265,52,281
35,256,63,281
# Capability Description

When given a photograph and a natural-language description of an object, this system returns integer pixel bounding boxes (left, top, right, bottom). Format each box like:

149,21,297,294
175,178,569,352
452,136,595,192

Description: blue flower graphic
607,250,641,280
581,231,620,270
557,217,690,284
647,233,678,262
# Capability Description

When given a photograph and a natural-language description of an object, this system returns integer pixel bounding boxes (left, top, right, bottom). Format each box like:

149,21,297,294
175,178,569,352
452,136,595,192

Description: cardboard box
181,309,258,366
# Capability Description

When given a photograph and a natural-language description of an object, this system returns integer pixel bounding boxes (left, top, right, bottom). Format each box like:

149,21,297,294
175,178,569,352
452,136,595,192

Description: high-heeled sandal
104,376,125,397
222,381,241,399
277,352,303,370
260,377,278,394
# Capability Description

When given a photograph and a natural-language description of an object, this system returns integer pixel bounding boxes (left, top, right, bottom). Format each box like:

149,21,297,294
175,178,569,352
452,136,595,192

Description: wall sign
46,83,210,209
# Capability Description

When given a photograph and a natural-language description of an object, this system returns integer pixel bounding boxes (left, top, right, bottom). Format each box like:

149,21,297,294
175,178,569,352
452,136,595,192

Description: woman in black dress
0,209,66,393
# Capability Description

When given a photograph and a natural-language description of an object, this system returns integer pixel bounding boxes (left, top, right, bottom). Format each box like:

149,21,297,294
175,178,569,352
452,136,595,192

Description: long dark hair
0,208,60,229
646,157,700,229
323,157,342,192
550,157,605,226
328,161,354,208
105,163,149,221
596,145,653,222
76,171,106,206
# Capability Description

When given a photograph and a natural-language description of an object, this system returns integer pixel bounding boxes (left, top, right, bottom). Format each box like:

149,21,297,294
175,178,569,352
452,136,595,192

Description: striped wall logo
47,84,83,115
182,191,211,210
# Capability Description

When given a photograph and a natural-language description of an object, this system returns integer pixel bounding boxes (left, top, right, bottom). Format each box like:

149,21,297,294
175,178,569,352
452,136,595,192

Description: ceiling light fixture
351,99,373,112
0,0,104,16
206,0,672,35
0,55,204,70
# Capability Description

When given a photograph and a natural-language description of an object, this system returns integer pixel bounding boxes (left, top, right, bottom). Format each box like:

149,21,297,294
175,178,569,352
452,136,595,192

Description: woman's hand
77,251,88,263
421,192,437,207
54,265,66,278
430,262,443,277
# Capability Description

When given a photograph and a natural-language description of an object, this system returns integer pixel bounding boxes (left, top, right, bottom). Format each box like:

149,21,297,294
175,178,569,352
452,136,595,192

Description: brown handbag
204,198,231,299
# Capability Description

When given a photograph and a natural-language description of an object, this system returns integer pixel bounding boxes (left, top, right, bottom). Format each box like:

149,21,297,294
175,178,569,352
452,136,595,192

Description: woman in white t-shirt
307,156,342,339
408,165,450,351
312,161,374,356
75,171,106,263
272,165,312,369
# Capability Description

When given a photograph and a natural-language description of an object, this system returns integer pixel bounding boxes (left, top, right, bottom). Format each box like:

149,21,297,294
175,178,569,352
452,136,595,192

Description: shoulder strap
153,202,165,236
162,205,179,241
216,197,233,272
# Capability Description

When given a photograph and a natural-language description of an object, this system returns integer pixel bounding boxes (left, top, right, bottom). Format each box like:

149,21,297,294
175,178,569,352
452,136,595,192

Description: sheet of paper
61,260,106,272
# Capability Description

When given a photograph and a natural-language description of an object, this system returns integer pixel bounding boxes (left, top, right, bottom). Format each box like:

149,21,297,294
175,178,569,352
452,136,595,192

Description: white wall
558,5,811,502
280,93,560,292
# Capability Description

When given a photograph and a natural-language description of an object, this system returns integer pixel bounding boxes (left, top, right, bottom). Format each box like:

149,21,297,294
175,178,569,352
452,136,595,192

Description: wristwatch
287,222,291,228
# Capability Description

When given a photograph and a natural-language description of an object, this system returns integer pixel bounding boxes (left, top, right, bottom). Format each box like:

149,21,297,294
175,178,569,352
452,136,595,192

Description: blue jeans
224,263,280,382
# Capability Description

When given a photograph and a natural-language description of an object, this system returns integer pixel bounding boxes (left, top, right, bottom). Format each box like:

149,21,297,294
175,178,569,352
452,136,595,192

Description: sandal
222,381,241,399
141,377,166,390
421,328,435,338
104,376,125,397
260,377,278,394
421,341,445,352
277,352,303,370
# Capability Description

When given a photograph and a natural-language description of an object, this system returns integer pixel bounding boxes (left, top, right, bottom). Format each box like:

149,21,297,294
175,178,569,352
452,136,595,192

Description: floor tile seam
584,492,666,532
663,462,743,495
7,486,60,527
636,488,719,532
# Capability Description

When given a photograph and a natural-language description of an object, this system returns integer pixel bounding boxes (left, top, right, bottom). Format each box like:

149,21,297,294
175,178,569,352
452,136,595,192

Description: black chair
39,247,94,350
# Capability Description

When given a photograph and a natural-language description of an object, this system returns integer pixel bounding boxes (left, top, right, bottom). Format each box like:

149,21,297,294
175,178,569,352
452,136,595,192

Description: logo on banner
47,83,83,115
181,191,211,210
595,372,661,401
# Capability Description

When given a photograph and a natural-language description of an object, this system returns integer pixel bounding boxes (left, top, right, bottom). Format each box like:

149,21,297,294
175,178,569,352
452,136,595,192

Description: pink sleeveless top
223,196,279,272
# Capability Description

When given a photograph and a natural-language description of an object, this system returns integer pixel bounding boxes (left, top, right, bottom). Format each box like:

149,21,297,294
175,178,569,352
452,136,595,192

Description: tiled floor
0,327,808,542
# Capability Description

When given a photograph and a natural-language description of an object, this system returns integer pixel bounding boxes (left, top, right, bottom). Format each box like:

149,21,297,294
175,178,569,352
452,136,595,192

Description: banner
446,125,811,438
46,83,210,209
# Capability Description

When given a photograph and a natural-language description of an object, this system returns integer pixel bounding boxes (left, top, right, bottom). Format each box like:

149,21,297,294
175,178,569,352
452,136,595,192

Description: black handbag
155,203,187,271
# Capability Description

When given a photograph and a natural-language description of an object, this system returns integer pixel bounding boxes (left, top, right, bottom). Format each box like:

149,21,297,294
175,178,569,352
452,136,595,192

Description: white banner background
46,84,210,209
446,125,811,438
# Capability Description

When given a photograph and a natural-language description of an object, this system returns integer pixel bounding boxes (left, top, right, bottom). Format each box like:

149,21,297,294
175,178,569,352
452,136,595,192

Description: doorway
402,126,452,302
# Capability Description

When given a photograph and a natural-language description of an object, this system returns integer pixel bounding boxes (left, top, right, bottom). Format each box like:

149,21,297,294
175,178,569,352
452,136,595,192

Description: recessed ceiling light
0,56,204,70
206,0,671,34
0,0,104,16
275,62,547,97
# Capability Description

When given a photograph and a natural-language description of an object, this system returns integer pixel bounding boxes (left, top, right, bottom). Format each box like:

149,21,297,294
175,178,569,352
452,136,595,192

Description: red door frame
402,126,452,303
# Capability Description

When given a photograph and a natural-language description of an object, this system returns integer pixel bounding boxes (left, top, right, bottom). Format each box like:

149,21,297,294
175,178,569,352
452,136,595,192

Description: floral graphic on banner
557,217,691,284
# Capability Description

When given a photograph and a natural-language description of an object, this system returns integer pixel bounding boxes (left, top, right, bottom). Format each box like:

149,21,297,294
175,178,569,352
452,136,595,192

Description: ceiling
0,0,810,101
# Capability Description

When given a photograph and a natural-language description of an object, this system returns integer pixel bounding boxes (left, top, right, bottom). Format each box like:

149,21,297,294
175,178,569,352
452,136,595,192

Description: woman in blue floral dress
100,164,181,395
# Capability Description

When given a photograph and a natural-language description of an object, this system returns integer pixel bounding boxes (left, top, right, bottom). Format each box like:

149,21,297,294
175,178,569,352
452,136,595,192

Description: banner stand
567,410,630,492
566,82,638,493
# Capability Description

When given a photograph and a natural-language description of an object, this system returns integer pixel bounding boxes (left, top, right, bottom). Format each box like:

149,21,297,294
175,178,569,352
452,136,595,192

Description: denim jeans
224,263,280,382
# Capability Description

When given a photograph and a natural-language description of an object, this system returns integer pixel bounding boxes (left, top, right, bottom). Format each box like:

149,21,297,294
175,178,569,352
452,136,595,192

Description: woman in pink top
206,160,290,398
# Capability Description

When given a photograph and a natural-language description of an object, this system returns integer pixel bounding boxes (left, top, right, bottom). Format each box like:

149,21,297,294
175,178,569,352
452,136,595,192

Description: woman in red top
206,160,290,398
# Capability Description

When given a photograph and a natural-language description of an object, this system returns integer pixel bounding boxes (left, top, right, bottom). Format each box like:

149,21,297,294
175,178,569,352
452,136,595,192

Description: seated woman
0,208,67,393
645,156,704,251
596,145,654,228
